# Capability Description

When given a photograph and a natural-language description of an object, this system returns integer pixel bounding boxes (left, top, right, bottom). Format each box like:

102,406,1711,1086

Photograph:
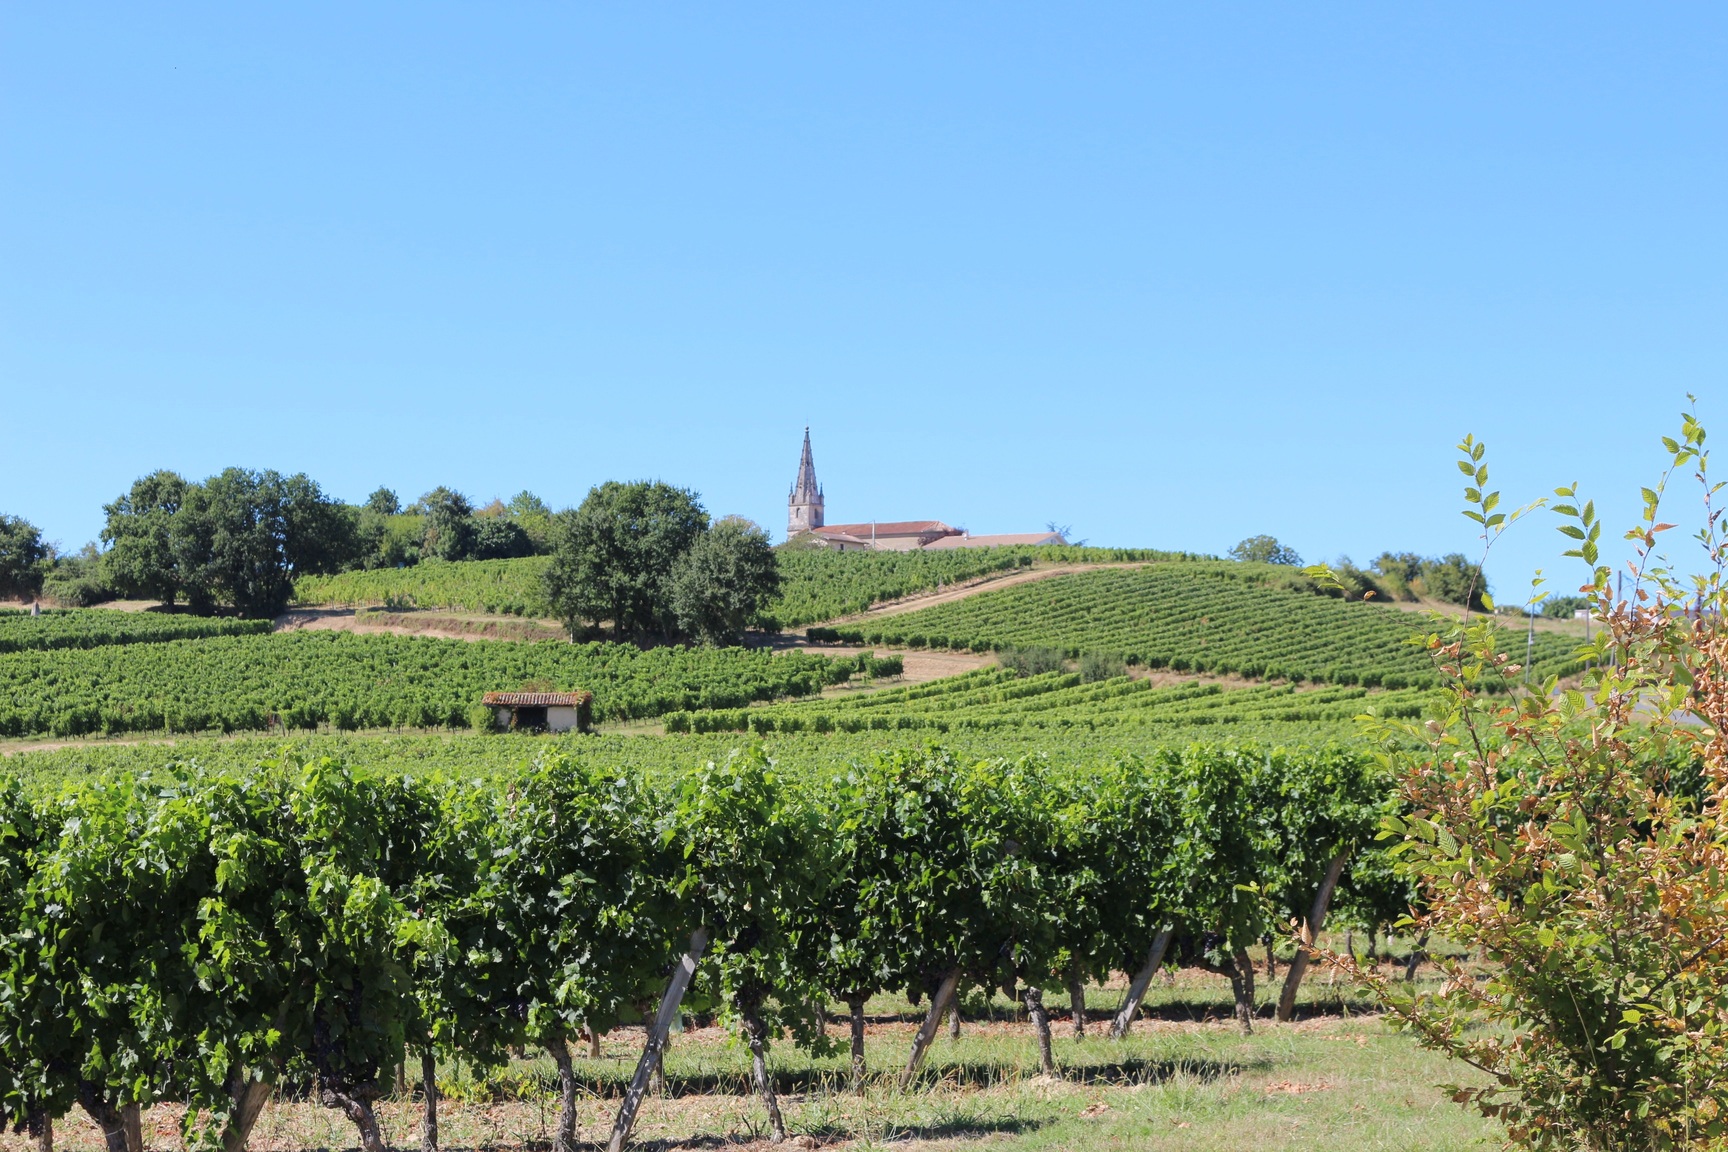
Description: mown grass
3,969,1499,1152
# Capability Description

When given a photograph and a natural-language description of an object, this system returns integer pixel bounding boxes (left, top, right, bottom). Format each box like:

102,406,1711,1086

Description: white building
482,690,593,733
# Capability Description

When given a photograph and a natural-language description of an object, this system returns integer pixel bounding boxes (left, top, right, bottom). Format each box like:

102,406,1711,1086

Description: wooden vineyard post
900,969,962,1088
1276,854,1348,1023
1108,927,1173,1039
607,926,710,1152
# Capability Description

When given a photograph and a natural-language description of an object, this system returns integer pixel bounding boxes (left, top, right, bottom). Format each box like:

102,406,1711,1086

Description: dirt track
797,561,1146,629
274,607,566,643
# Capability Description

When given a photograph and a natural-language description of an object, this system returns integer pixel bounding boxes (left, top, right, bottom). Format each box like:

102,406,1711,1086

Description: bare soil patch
274,607,565,643
1,597,163,613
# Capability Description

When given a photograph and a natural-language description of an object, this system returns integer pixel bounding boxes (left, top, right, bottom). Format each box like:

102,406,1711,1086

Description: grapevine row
0,742,1393,1150
0,608,271,653
288,546,1201,627
664,671,1432,734
0,631,855,738
810,564,1585,688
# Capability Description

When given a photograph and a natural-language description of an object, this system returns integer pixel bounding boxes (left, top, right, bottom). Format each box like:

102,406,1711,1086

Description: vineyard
0,632,858,738
0,743,1395,1152
289,546,1200,627
766,545,1194,627
664,666,1433,735
2,712,1403,804
0,608,271,653
293,558,555,616
811,563,1585,688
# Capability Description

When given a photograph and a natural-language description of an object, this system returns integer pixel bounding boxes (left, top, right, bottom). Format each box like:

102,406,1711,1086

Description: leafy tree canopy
543,481,710,643
101,469,189,605
101,468,358,617
669,517,781,646
0,515,47,601
1228,534,1303,566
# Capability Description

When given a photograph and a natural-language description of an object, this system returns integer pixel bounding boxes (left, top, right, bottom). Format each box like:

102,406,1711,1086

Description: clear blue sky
3,4,1724,600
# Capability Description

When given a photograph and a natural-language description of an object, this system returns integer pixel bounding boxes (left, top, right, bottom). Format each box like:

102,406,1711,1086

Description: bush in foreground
1327,421,1728,1149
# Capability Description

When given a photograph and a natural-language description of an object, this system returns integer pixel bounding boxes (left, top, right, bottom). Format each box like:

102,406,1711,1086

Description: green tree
669,517,781,645
506,491,553,551
104,469,353,615
0,515,46,602
357,511,423,569
1417,552,1489,610
283,473,362,576
1371,551,1424,599
1228,534,1303,565
364,488,400,517
418,488,476,562
168,469,356,616
472,516,533,561
543,481,710,642
100,471,188,605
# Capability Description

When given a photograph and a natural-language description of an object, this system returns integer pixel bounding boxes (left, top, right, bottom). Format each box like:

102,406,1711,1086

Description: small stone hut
481,690,593,733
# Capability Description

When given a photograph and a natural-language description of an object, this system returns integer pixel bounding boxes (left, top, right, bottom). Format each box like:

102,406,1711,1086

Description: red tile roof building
783,430,1065,551
481,691,593,733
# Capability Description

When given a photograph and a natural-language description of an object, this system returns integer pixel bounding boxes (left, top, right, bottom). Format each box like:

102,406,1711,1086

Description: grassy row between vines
6,980,1500,1152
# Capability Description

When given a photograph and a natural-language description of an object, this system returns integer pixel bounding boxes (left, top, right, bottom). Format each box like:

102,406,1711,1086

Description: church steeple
787,427,825,539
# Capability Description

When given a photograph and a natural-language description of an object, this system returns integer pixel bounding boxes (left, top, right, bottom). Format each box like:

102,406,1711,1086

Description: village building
481,690,593,733
813,520,963,551
921,529,1069,549
786,431,1066,551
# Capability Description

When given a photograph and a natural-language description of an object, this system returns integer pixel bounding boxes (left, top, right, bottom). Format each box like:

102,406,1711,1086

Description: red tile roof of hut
482,691,593,707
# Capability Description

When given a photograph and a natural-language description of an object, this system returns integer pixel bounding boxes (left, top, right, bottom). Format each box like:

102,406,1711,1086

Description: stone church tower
787,427,824,539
